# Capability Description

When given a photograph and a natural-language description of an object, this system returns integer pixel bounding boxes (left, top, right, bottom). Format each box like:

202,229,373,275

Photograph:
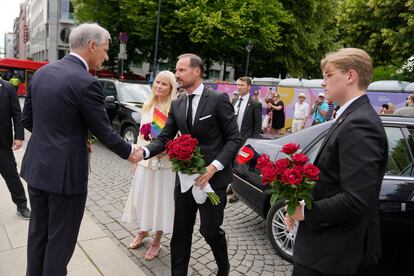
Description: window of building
209,69,220,79
61,0,75,20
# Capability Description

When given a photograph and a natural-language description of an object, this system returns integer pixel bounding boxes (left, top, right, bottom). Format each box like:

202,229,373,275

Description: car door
101,80,121,132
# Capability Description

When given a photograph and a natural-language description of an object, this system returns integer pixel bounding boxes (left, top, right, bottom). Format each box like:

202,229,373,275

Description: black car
232,115,414,268
99,79,152,144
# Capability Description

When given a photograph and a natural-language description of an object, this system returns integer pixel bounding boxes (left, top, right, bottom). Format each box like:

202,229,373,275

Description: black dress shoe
17,207,31,220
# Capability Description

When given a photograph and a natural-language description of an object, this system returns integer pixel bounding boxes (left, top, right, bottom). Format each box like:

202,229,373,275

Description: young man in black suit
286,48,388,276
228,76,262,203
21,23,141,276
0,79,31,219
140,53,242,276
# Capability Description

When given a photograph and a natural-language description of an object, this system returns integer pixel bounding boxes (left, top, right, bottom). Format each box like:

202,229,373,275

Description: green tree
337,0,414,68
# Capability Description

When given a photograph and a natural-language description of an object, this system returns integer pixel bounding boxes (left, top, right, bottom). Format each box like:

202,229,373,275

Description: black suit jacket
0,80,24,150
235,96,262,144
21,55,132,195
146,88,242,189
294,95,388,274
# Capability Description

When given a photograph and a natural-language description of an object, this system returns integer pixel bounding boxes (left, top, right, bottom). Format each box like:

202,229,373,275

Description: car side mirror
104,95,117,108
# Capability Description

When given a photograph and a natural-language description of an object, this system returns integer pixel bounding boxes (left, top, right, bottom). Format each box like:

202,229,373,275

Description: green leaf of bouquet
287,202,296,216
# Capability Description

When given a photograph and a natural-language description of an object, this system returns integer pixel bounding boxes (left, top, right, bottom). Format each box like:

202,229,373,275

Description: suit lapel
192,88,209,130
314,95,370,165
241,97,253,128
176,96,191,134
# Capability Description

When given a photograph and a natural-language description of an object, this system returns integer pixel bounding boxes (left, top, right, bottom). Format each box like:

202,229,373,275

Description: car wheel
266,200,294,262
122,126,138,144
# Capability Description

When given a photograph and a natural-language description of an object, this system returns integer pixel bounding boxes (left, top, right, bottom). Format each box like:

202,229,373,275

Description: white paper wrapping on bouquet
178,172,214,204
287,220,298,240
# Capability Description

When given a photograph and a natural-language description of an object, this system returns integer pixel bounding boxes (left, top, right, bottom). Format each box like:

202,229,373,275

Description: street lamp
151,0,162,82
245,40,253,76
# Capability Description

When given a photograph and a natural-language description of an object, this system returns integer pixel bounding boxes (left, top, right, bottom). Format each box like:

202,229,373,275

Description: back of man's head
69,23,110,51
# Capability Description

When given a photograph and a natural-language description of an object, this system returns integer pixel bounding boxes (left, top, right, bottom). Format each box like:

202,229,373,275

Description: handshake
127,145,145,164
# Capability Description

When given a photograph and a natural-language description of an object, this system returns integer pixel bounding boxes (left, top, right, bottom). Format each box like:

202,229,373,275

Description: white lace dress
122,106,175,233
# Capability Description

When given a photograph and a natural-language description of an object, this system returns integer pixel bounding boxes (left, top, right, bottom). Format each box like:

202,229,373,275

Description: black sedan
232,115,414,270
99,79,152,144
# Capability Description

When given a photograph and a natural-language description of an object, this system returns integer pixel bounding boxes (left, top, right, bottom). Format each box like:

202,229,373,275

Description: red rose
303,163,320,180
274,158,290,175
281,168,303,185
261,163,277,184
256,154,272,170
281,143,300,155
292,153,309,166
140,123,152,141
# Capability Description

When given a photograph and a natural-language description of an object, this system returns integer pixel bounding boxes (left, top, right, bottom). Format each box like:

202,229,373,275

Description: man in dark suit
21,23,140,276
286,48,388,276
139,53,241,275
0,79,31,219
228,76,262,203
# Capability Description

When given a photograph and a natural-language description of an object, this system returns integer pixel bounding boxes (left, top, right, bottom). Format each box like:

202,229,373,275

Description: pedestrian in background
395,94,414,116
0,79,31,220
310,92,328,125
267,92,285,135
228,76,262,203
291,93,309,133
122,71,177,261
324,100,336,121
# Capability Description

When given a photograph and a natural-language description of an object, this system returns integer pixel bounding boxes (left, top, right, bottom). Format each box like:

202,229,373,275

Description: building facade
5,33,14,58
27,0,75,61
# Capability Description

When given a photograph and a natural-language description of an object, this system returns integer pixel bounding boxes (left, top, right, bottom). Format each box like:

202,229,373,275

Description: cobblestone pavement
86,142,293,276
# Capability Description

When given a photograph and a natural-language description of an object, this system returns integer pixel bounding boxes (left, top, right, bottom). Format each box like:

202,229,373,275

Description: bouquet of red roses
166,134,220,205
256,143,320,216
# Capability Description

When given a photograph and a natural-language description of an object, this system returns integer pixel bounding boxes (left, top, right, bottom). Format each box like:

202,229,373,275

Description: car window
102,82,117,98
118,83,152,103
384,127,413,176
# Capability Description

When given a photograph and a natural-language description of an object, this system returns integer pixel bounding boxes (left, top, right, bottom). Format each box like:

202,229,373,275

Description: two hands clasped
284,201,305,231
127,145,217,189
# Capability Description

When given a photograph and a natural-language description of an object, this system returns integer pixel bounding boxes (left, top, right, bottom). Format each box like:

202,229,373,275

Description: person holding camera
310,92,329,125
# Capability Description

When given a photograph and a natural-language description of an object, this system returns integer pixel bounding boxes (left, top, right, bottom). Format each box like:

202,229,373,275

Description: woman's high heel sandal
145,242,161,261
129,231,148,249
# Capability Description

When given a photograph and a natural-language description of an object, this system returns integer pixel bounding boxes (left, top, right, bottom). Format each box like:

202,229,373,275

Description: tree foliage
337,0,414,68
72,0,338,78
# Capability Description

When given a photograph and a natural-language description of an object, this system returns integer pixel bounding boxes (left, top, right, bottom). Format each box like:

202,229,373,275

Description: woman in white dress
122,71,177,261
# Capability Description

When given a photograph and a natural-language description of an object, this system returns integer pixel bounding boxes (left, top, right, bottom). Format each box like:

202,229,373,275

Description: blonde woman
122,71,177,261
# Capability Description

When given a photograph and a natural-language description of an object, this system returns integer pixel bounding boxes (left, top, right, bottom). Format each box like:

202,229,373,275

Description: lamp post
151,0,162,82
245,40,253,76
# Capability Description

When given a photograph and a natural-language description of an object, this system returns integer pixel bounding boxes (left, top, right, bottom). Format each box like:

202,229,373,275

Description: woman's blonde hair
142,70,177,114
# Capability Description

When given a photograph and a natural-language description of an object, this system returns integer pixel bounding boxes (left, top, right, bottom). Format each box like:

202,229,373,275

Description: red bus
0,58,48,96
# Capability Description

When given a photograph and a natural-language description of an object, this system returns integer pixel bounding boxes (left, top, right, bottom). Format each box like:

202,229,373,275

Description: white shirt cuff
143,147,150,159
211,160,224,171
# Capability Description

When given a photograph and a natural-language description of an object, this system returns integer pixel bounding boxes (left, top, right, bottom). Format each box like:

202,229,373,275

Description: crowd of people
0,22,400,276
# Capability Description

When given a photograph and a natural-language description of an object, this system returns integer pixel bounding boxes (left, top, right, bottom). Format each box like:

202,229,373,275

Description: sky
0,0,25,51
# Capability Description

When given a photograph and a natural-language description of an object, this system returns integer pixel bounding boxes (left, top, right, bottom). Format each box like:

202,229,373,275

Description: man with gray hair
21,23,141,276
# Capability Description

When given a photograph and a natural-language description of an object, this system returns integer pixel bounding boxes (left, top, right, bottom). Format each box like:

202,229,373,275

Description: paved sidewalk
0,146,145,276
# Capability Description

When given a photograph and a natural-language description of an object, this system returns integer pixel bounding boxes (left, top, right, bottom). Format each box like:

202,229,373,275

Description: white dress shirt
334,95,363,120
293,102,309,119
69,53,89,71
235,94,250,131
144,83,224,171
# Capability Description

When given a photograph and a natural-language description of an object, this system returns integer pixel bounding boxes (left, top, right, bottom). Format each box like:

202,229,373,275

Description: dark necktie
187,94,195,130
235,97,243,116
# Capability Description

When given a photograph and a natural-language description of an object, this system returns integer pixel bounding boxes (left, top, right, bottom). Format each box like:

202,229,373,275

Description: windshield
118,82,152,103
